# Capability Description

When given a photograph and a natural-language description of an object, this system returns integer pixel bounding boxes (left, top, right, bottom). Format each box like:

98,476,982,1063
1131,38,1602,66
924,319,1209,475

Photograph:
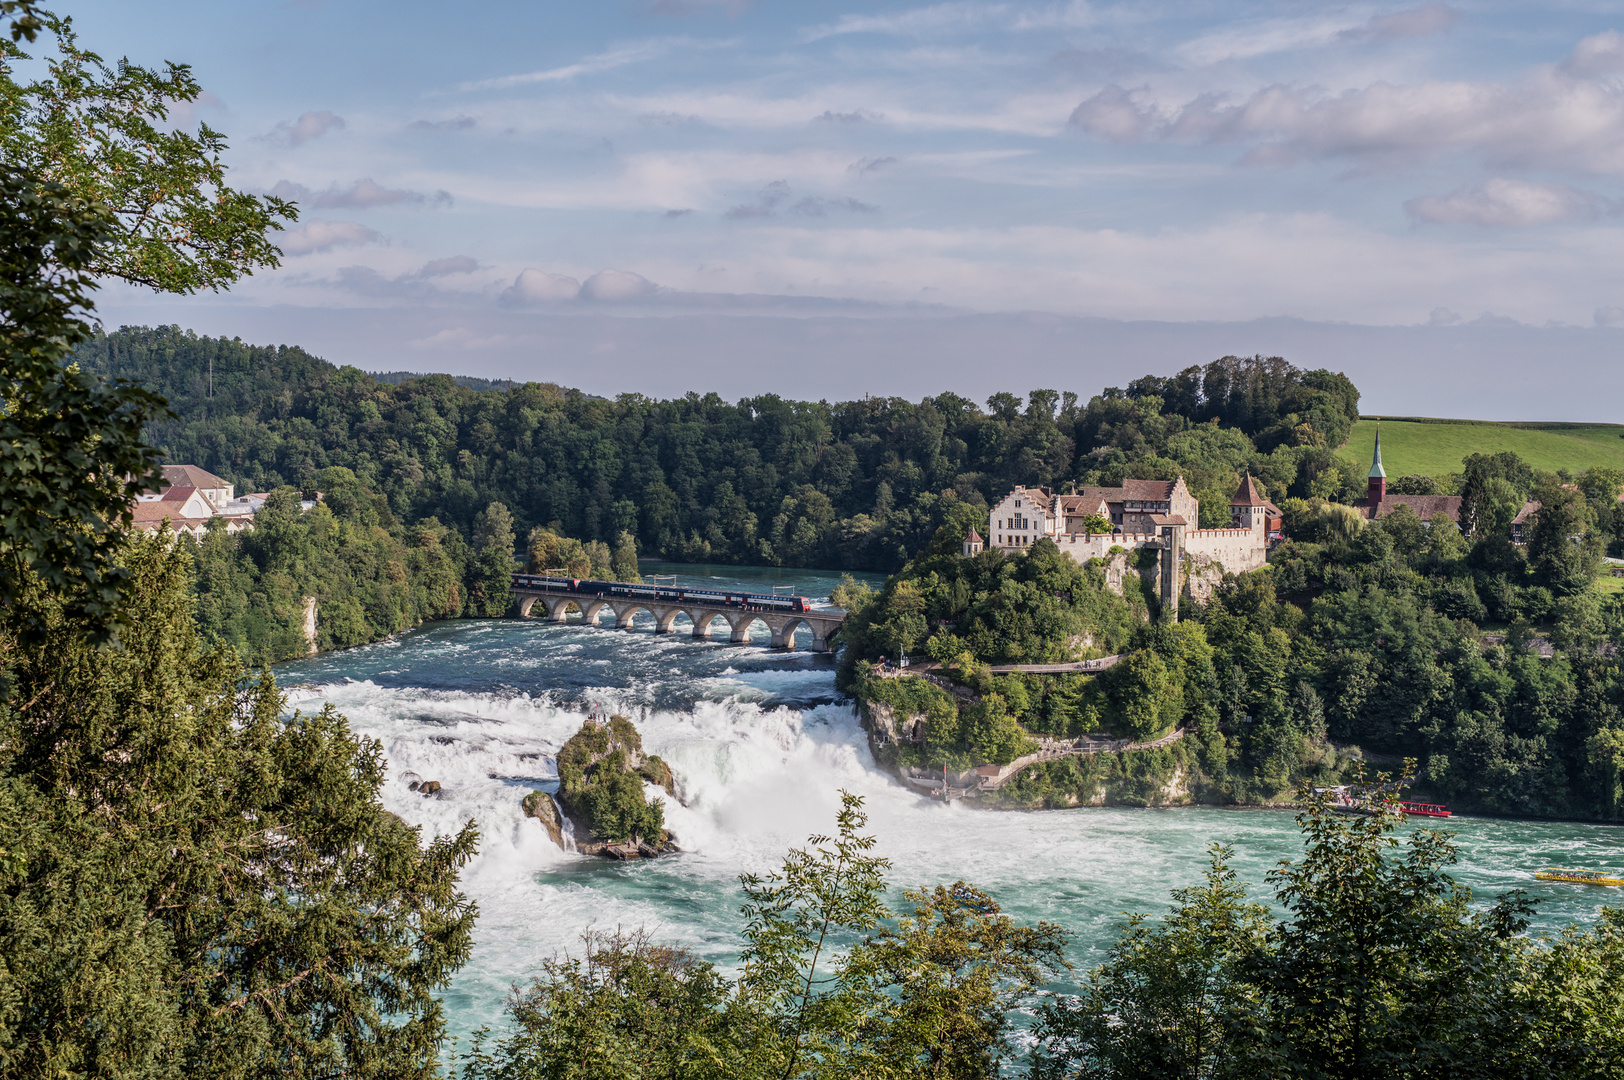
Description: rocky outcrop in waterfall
551,715,678,859
522,790,568,849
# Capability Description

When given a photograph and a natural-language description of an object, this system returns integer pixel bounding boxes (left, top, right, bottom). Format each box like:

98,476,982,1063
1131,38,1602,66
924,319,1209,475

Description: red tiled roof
1355,494,1464,521
966,528,983,542
1118,478,1177,501
1147,514,1187,526
1230,474,1267,506
161,464,228,489
1512,500,1540,526
159,484,200,502
131,502,209,529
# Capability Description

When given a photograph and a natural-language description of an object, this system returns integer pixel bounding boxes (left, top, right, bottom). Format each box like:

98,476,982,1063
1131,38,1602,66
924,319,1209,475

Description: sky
54,1,1624,417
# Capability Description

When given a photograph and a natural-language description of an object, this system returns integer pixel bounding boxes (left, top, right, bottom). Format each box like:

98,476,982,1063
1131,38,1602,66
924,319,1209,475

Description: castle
981,475,1282,615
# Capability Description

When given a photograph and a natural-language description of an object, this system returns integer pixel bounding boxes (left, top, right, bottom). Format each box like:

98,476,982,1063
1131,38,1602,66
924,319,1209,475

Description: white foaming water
276,563,1624,1048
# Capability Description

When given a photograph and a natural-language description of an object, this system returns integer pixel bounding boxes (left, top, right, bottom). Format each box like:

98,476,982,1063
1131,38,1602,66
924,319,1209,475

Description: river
276,561,1624,1049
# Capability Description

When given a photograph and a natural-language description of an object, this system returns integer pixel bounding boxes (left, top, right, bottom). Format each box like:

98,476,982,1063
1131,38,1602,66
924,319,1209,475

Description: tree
1526,481,1600,596
462,793,1070,1080
611,529,642,581
0,170,166,636
1108,649,1176,741
737,791,893,1079
867,883,1068,1078
1029,846,1268,1080
2,14,295,292
1029,779,1585,1080
0,536,478,1079
458,929,751,1080
469,501,516,616
1231,781,1535,1079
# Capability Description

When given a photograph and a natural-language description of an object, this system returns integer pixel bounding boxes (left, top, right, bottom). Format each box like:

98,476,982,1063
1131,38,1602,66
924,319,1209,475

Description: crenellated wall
1182,522,1267,574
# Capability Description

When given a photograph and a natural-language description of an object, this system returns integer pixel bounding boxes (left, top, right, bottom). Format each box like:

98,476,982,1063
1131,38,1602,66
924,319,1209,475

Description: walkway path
976,726,1187,791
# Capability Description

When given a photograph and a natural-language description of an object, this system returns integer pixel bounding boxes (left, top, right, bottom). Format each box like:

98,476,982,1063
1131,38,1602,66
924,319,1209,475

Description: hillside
1335,417,1624,478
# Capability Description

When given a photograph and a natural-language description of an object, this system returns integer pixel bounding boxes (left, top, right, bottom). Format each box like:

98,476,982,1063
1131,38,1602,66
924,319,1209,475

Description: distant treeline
78,326,1361,573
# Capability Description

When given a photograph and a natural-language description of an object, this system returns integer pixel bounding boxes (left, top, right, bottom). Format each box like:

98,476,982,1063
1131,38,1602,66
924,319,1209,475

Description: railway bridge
509,575,846,651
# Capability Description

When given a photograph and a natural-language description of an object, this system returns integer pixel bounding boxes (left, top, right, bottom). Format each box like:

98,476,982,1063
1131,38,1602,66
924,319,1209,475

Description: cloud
664,208,694,217
646,0,752,13
271,110,344,146
416,255,481,277
271,178,452,209
1406,178,1611,227
1176,5,1456,65
501,269,583,305
1561,30,1624,79
1069,33,1624,174
408,326,509,350
1340,4,1458,43
727,179,792,218
813,110,881,124
849,156,898,174
458,42,671,92
409,115,477,132
1427,307,1462,326
580,269,657,301
1596,305,1624,326
277,220,380,255
789,196,878,217
801,2,1083,43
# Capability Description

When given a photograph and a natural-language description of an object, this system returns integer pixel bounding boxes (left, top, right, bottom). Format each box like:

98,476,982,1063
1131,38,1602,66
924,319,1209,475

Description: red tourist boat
1399,801,1452,818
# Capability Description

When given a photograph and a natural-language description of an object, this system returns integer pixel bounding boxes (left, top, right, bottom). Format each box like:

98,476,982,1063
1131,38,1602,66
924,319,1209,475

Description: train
509,574,815,614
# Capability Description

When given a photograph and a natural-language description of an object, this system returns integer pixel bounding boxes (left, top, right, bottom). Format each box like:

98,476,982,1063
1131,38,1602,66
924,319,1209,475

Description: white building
985,476,1280,610
133,464,263,537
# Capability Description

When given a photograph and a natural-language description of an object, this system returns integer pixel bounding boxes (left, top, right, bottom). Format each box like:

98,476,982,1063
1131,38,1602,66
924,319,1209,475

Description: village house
131,464,267,537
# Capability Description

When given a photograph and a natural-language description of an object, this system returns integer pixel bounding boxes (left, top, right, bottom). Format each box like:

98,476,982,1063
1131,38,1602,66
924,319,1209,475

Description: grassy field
1335,418,1624,478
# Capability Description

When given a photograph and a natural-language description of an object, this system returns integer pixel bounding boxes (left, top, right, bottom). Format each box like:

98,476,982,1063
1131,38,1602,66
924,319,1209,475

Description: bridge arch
542,596,580,623
655,608,694,635
614,603,653,631
688,609,728,639
770,617,808,650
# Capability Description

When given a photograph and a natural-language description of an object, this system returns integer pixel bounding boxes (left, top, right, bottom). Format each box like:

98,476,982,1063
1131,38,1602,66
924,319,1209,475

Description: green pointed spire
1368,422,1386,479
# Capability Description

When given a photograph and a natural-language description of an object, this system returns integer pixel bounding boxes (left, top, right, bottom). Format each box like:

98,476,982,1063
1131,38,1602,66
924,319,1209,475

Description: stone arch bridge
510,579,845,651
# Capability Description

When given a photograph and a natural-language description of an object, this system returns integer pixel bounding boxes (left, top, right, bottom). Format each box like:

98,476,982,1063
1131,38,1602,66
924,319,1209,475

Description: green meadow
1335,417,1624,478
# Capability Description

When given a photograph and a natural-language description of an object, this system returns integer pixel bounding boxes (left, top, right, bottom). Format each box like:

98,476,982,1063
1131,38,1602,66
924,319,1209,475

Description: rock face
522,790,567,849
553,715,678,859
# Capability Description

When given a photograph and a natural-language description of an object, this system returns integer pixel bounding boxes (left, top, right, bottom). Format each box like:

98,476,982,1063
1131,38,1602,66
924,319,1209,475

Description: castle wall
1181,522,1267,575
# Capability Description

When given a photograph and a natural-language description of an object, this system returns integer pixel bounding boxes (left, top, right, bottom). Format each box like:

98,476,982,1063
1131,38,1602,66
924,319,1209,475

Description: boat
1399,801,1452,818
950,886,996,913
1535,868,1624,887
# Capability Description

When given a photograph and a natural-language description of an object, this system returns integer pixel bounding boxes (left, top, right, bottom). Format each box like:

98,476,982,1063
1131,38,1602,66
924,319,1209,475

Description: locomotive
510,574,813,614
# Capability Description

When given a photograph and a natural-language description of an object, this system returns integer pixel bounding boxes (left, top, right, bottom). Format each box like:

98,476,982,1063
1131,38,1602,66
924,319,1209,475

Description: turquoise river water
275,561,1624,1048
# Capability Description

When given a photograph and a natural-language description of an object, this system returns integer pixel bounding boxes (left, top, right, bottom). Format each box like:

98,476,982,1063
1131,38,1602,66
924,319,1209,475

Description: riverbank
270,613,1624,1047
851,665,1366,813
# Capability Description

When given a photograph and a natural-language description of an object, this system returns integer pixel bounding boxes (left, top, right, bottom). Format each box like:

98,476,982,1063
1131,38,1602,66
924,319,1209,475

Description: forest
76,325,1362,572
8,3,1624,1077
838,458,1624,819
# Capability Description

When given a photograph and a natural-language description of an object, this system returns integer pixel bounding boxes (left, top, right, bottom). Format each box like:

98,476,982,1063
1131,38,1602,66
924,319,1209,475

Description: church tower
1367,423,1387,506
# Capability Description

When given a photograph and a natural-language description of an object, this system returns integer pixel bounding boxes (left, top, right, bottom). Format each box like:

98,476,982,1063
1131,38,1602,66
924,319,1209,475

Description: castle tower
1367,422,1387,506
1230,471,1268,530
1158,521,1185,621
963,528,984,557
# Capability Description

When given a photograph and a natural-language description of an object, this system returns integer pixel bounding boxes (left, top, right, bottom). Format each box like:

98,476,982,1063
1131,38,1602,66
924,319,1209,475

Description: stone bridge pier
512,588,843,652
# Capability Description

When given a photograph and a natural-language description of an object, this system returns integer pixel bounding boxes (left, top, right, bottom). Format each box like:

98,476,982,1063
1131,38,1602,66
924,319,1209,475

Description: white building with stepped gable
987,476,1282,614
